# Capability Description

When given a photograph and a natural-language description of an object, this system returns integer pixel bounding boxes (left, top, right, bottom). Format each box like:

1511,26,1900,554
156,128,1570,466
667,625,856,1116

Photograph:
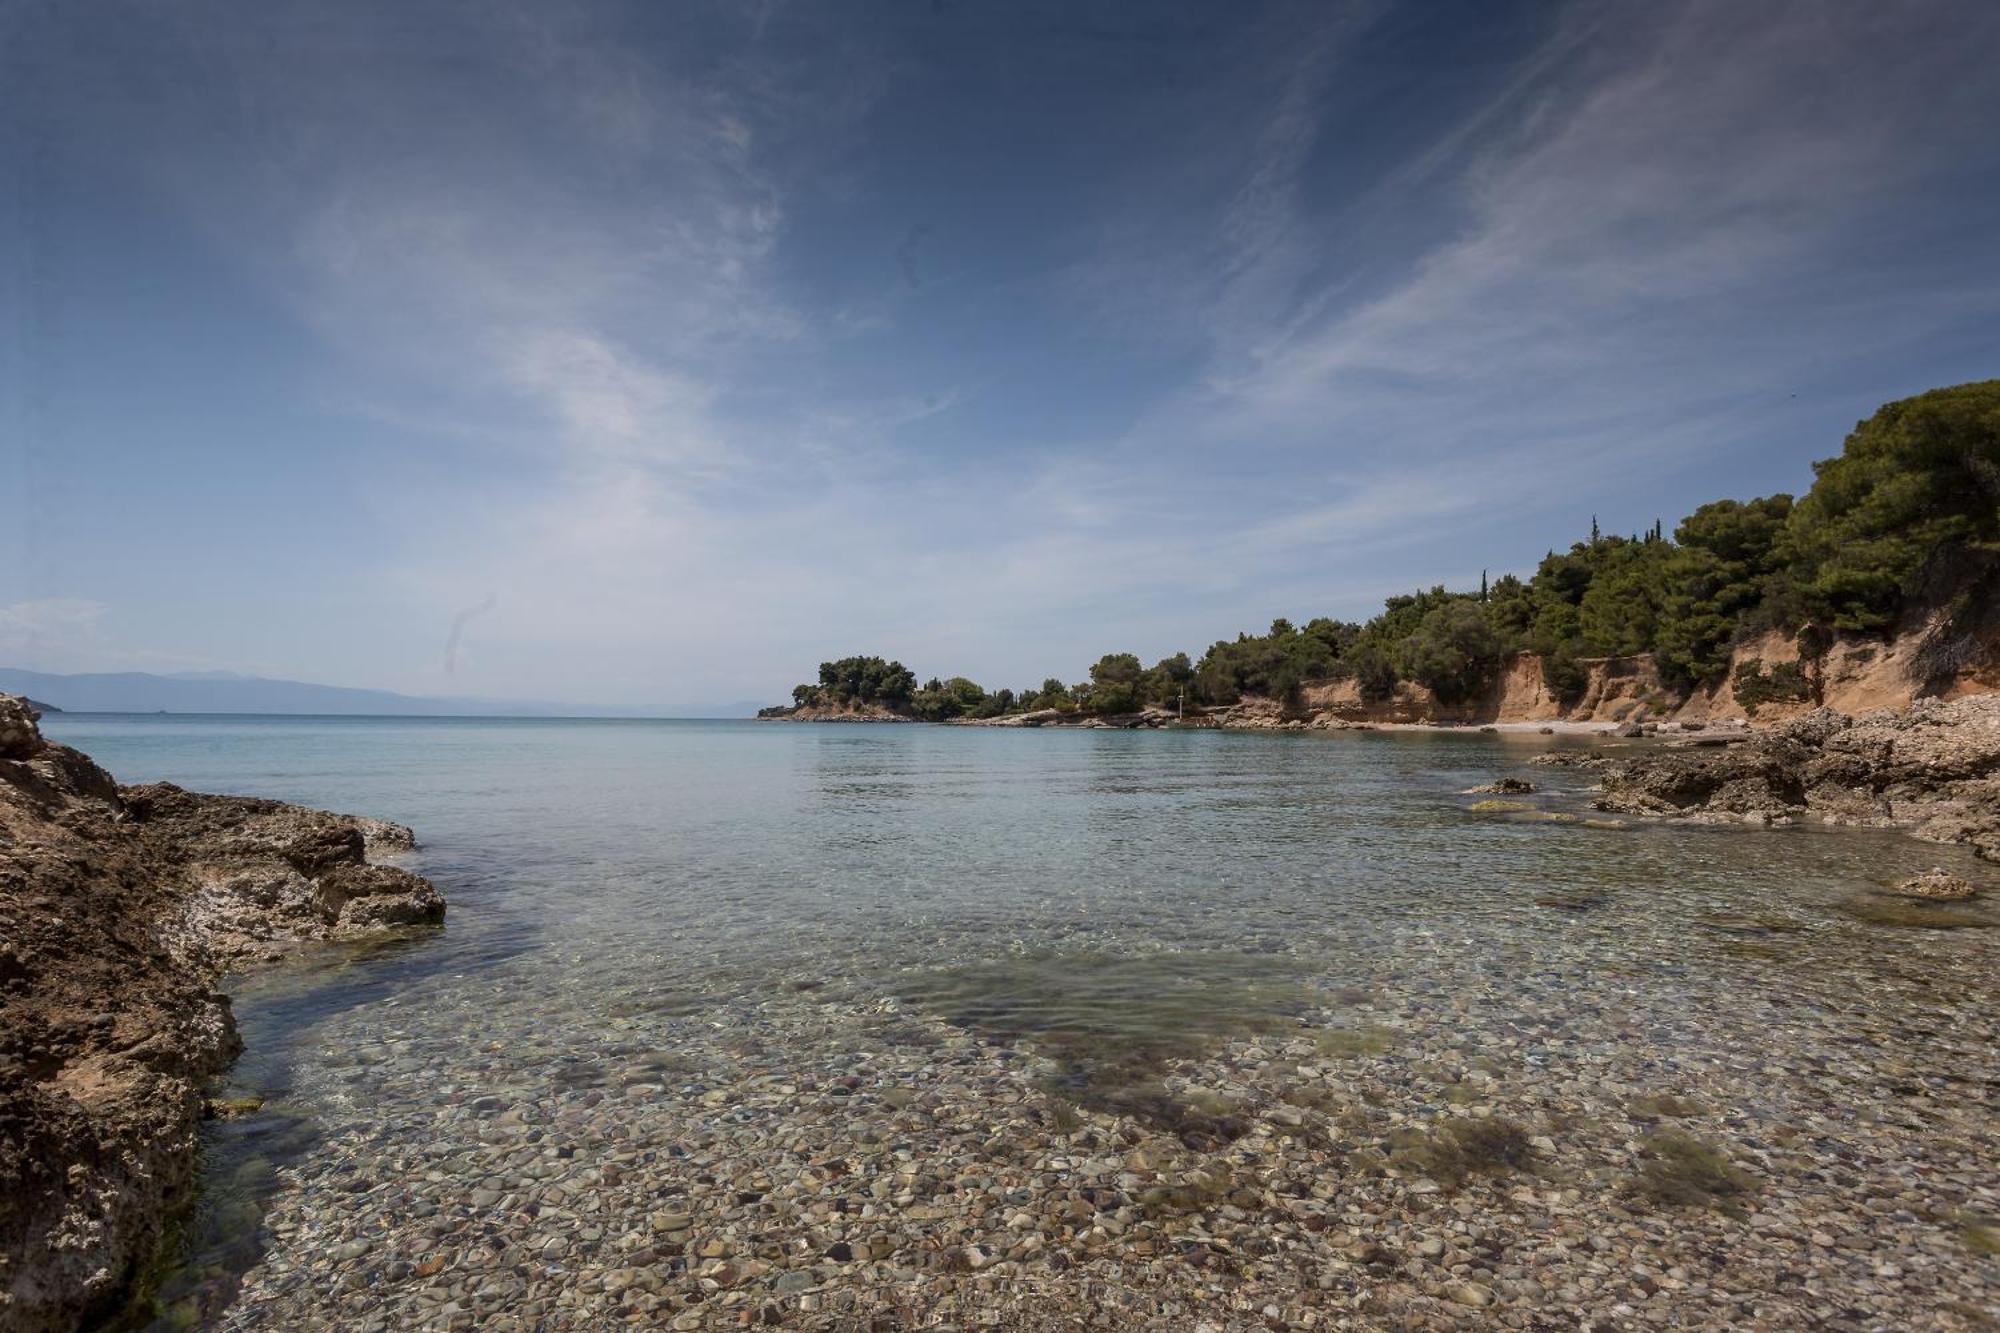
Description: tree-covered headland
761,381,2000,721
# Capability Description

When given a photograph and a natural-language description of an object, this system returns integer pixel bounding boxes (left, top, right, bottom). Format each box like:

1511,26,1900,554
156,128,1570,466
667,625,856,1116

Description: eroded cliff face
1211,654,1667,729
0,697,444,1331
1678,624,2000,722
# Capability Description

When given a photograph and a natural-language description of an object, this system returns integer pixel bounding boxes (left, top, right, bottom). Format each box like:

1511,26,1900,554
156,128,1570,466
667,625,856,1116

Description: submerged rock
1529,750,1607,769
0,693,444,1329
1464,777,1536,795
1889,867,1978,900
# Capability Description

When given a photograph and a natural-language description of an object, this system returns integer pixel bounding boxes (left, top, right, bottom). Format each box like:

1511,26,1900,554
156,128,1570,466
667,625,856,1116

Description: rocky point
0,695,443,1331
1588,694,2000,854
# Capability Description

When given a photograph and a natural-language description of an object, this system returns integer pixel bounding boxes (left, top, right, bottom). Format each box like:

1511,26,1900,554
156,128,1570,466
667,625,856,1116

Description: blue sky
4,0,1998,710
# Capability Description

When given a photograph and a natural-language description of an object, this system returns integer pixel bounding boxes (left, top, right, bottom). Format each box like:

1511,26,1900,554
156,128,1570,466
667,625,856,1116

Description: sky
3,0,1999,711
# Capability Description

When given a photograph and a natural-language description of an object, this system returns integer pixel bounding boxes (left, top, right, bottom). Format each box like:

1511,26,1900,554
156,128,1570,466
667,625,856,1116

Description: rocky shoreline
952,704,1648,734
0,696,444,1331
1575,694,2000,859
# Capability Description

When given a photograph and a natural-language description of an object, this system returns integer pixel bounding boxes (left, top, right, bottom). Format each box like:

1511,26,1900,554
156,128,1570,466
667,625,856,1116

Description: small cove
44,715,1999,1330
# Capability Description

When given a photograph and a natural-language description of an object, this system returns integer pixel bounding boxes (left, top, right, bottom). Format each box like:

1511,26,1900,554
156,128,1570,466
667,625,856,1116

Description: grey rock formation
1595,695,2000,856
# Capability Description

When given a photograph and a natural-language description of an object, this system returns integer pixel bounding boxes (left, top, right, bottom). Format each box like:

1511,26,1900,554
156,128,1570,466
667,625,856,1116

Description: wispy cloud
1113,1,2000,548
147,3,817,495
502,328,724,471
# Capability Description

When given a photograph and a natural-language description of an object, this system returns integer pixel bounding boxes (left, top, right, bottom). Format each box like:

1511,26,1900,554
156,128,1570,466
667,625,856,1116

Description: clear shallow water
40,715,2000,1328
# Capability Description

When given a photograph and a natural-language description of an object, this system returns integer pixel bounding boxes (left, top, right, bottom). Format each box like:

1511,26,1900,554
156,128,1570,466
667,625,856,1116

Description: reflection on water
36,715,2000,1327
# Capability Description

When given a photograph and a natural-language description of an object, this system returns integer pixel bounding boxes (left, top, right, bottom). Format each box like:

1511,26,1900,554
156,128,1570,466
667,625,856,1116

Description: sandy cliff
0,696,444,1331
1207,618,2000,732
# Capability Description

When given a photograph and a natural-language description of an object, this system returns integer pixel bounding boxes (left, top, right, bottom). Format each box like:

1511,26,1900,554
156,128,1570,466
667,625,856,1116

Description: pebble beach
219,910,1999,1332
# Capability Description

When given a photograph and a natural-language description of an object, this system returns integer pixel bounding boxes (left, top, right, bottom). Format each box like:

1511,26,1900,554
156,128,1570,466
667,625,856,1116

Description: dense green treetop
1782,382,2000,630
769,381,1999,717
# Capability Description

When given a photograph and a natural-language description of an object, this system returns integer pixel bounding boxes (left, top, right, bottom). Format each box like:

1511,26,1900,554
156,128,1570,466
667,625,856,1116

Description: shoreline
768,708,1705,737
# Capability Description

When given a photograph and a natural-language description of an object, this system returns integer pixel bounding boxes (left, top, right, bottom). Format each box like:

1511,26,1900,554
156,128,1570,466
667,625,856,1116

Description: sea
36,714,1999,1328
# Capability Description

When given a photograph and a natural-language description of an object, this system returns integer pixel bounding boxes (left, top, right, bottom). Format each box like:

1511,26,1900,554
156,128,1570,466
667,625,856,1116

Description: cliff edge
0,696,444,1331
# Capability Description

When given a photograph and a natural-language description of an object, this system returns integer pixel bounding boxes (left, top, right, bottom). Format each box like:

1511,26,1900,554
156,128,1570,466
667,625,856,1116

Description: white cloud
0,598,108,652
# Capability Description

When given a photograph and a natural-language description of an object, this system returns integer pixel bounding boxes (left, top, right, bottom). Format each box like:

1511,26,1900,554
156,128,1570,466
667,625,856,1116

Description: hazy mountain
0,668,758,718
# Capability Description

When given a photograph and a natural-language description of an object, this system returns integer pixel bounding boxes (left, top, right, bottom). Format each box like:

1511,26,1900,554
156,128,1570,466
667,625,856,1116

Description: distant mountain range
0,668,760,719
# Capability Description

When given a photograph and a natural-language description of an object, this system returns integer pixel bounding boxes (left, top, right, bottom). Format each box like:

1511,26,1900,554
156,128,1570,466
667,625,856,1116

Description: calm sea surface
38,714,1999,1327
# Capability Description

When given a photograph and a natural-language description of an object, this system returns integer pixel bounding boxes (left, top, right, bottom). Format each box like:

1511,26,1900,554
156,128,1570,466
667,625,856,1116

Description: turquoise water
38,715,1999,1327
41,715,1631,980
48,714,1985,987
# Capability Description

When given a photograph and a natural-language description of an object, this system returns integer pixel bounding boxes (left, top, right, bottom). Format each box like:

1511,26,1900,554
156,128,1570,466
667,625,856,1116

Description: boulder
0,693,43,758
1775,707,1851,747
318,863,447,928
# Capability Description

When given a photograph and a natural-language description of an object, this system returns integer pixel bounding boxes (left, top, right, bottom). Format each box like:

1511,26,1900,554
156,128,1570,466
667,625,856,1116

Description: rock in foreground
1594,695,2000,858
0,695,443,1331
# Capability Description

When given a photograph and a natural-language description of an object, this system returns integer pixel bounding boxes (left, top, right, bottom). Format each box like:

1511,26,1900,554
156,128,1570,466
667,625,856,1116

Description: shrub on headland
770,382,2000,717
